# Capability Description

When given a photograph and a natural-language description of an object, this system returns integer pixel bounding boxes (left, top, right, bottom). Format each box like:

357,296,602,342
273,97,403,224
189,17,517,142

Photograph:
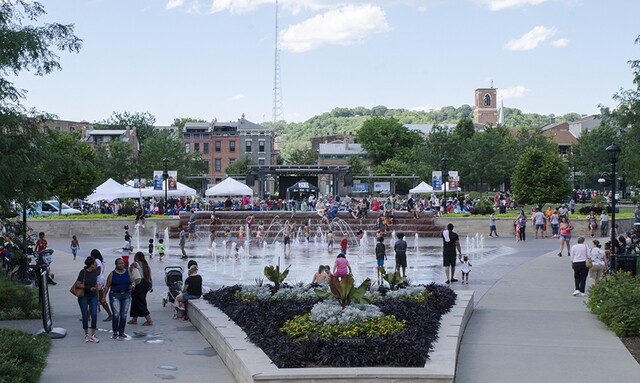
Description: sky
11,0,640,125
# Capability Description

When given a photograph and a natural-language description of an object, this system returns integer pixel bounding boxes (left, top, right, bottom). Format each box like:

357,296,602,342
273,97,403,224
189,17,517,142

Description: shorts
395,252,407,268
536,224,544,230
284,237,290,245
376,259,384,266
560,234,571,241
182,293,201,301
189,224,196,234
443,252,457,267
489,225,496,231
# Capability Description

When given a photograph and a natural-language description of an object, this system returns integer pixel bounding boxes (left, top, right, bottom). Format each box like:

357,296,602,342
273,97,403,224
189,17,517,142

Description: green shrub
586,272,640,337
0,328,51,383
0,275,41,320
280,313,406,340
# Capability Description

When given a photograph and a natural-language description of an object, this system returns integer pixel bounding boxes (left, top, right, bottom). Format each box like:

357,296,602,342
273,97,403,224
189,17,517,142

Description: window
185,143,190,153
484,93,491,107
203,142,209,154
258,158,265,166
258,140,265,153
245,140,252,153
215,159,221,172
229,140,236,152
194,142,200,152
215,140,221,152
229,158,236,165
204,160,209,172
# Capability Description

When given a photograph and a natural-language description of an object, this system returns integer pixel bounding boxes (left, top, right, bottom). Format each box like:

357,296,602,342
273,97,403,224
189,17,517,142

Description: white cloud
551,38,570,47
497,86,530,100
279,5,391,53
505,25,556,51
230,93,245,101
410,104,439,112
166,0,185,10
479,0,547,11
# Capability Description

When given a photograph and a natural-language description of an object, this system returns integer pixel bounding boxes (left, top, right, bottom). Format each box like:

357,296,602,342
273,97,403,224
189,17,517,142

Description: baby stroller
162,266,183,307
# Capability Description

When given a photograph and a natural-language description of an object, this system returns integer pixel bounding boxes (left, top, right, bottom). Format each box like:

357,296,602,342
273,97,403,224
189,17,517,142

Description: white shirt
589,247,606,266
570,243,589,263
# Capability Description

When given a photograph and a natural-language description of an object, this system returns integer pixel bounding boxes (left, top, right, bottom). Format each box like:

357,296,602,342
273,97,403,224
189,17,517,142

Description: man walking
534,208,546,239
442,223,462,284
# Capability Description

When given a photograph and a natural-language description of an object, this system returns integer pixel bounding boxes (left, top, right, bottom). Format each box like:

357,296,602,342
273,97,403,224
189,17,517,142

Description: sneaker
111,334,118,340
558,253,562,257
118,333,127,339
579,293,587,297
445,280,450,284
89,335,100,343
84,335,89,343
450,278,459,282
572,290,580,296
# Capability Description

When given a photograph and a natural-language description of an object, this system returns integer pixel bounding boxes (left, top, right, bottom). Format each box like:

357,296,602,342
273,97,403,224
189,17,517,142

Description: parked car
28,201,82,217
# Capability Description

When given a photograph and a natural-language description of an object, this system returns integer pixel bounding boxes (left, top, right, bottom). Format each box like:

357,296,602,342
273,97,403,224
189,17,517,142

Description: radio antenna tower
272,0,283,122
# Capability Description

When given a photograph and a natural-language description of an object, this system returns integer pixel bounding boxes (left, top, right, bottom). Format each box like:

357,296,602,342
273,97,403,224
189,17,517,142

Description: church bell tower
473,85,498,125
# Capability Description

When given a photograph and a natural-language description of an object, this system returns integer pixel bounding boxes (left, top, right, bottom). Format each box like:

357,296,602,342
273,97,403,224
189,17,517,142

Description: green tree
347,155,368,176
97,111,156,145
463,125,513,191
225,155,255,176
452,118,475,143
357,117,422,165
571,124,618,186
42,130,100,205
285,148,318,165
0,1,81,215
374,158,412,194
94,141,135,183
512,147,570,206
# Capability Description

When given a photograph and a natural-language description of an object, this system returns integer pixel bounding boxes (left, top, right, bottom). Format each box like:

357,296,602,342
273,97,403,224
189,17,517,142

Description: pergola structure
247,164,351,197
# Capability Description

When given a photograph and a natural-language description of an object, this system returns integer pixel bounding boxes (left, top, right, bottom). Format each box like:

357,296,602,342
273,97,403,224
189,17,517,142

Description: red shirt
340,238,348,250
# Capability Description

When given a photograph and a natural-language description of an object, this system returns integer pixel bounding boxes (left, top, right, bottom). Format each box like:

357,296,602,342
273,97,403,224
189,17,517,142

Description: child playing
340,234,348,255
70,235,79,260
208,228,216,249
326,230,334,252
148,238,154,258
375,236,387,281
332,253,352,278
122,233,133,266
157,238,165,261
303,224,311,242
460,256,472,284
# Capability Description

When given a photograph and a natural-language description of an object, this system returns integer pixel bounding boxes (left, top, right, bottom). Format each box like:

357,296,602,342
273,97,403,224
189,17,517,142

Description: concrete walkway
1,236,638,382
455,247,640,383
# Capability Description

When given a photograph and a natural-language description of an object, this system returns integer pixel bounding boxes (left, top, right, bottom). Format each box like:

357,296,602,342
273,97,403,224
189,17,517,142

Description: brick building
183,116,276,185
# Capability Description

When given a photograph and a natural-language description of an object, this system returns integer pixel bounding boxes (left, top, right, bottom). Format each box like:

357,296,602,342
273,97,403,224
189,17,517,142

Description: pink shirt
335,258,349,277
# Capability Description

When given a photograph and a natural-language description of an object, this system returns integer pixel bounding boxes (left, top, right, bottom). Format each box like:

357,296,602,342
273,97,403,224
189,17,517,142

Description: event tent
205,177,253,196
409,181,434,194
287,179,318,194
125,180,197,197
85,178,141,203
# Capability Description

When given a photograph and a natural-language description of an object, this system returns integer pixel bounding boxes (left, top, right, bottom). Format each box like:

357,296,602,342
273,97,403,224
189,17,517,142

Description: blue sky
12,0,640,125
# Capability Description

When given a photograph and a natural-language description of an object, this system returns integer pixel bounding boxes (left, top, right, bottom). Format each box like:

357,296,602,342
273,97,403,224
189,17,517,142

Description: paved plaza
2,233,639,382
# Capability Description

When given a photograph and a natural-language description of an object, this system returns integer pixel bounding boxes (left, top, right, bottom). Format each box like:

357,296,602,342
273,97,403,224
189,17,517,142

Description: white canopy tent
205,177,253,197
125,180,197,197
85,178,141,203
409,181,434,194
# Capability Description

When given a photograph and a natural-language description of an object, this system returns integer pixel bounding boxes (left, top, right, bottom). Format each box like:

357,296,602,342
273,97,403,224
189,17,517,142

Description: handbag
585,258,593,268
130,266,142,285
70,270,86,297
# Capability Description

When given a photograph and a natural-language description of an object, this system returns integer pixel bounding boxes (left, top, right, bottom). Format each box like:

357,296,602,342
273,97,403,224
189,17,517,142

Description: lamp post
605,145,620,252
162,158,169,215
441,157,448,214
570,166,576,191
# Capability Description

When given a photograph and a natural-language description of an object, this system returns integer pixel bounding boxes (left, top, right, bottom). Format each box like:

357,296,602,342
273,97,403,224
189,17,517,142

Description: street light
605,144,620,252
441,157,448,214
570,166,576,191
162,157,169,214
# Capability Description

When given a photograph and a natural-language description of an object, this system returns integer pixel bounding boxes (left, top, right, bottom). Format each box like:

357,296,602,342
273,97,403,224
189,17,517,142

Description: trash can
499,205,507,214
611,253,638,276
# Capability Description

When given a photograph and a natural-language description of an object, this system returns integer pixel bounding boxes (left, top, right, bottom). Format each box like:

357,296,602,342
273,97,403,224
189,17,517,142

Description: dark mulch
621,336,640,364
203,283,456,368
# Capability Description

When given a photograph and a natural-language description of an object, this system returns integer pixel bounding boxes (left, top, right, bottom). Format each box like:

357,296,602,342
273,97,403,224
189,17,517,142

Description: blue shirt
110,270,131,293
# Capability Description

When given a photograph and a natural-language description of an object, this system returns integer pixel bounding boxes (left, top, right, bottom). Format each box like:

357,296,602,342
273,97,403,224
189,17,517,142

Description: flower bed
204,282,456,368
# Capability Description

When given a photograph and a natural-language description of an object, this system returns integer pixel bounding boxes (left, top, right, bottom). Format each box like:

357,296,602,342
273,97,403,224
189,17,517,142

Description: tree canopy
512,147,570,206
357,117,422,165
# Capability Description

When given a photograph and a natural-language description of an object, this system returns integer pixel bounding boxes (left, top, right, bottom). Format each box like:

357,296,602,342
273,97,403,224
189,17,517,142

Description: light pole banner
168,171,178,190
448,171,460,190
153,171,163,190
432,171,442,190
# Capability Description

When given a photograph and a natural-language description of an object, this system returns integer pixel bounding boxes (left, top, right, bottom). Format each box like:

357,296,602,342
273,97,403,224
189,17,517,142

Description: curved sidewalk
455,248,640,383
